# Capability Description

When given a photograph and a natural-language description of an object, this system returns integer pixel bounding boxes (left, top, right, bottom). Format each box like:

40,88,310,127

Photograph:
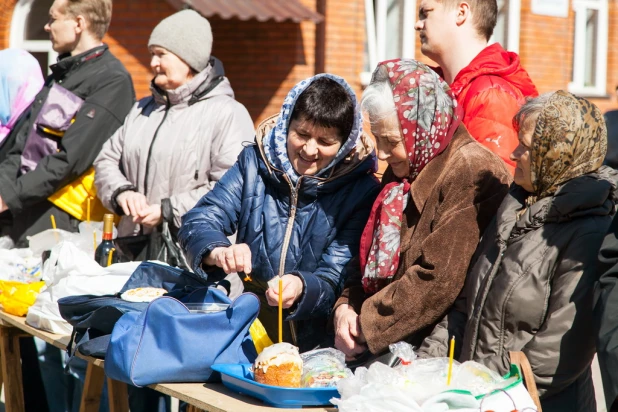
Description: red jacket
448,43,538,173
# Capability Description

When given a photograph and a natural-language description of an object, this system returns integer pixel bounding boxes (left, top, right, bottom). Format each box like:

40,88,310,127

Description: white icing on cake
255,343,302,373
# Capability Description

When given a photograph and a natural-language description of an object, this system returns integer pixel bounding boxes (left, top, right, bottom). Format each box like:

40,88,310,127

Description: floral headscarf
262,74,363,184
360,59,463,295
529,90,606,201
0,49,44,143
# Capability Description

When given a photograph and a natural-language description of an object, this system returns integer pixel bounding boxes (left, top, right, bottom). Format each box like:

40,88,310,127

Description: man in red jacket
415,0,538,173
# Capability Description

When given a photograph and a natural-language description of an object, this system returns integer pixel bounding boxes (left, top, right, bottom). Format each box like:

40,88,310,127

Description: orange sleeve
461,87,522,175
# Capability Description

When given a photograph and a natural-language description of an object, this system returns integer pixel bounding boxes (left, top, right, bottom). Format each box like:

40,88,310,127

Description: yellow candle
50,214,59,243
278,277,283,343
93,231,97,251
86,197,91,223
107,248,116,267
447,336,455,386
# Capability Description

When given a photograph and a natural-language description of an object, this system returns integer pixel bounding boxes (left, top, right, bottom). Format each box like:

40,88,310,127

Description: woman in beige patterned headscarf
512,90,607,204
420,91,616,412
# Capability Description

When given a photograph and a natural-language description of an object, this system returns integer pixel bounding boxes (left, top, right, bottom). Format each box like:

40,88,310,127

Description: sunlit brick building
2,0,617,123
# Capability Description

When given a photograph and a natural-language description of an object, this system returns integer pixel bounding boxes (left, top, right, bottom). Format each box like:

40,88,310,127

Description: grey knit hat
148,9,213,72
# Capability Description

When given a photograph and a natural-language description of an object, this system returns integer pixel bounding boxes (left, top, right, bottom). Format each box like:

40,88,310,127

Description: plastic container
184,303,229,313
211,364,339,408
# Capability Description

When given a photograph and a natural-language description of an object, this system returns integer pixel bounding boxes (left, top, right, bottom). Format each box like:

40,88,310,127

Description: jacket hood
151,56,232,106
450,43,538,98
498,166,618,241
255,113,377,184
261,74,369,184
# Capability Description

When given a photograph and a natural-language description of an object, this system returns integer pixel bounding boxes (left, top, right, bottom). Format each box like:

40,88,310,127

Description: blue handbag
104,288,260,386
58,261,214,361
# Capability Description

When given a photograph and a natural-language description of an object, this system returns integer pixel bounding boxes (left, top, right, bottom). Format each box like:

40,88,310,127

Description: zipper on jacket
143,103,170,197
278,175,302,345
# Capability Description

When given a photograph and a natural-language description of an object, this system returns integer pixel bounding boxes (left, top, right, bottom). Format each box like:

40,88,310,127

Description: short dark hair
290,77,355,142
442,0,497,41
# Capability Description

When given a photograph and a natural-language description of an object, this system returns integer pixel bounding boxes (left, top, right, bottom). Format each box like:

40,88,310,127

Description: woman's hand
334,304,368,360
116,191,149,217
134,204,162,227
265,274,304,308
204,244,252,274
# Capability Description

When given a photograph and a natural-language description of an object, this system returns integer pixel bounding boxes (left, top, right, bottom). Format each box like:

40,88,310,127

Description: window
10,0,57,75
492,0,521,52
569,0,608,96
362,0,416,86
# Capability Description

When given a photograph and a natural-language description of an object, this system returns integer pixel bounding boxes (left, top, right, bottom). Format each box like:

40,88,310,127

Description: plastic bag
332,341,538,411
301,348,352,388
0,235,14,250
0,248,42,283
77,220,118,257
26,241,139,334
249,318,273,354
0,280,46,316
28,229,78,256
389,341,417,365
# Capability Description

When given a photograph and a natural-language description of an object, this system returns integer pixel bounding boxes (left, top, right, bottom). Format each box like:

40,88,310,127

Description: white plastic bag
26,241,139,334
0,248,42,282
332,342,538,412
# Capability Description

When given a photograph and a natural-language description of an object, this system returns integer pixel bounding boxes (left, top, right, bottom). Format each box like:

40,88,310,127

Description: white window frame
10,0,57,75
568,0,608,96
362,0,416,86
490,0,521,52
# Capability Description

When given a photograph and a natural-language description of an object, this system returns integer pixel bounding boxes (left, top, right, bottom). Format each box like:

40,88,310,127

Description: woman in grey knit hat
94,9,254,412
95,9,254,256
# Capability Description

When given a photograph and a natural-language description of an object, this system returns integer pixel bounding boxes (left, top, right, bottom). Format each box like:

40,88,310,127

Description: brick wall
3,0,616,121
519,0,618,113
209,0,366,126
0,0,15,45
1,0,367,128
103,0,176,99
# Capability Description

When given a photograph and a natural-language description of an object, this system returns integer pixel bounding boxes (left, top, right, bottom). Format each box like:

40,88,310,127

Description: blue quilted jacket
179,118,380,350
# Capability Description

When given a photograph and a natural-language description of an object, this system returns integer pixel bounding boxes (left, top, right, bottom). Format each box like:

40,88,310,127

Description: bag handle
510,351,542,412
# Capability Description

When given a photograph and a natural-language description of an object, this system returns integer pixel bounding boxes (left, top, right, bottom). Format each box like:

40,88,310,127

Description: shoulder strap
510,351,543,411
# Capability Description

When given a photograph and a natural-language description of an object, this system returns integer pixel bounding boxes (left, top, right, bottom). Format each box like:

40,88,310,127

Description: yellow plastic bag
250,318,274,354
0,281,46,317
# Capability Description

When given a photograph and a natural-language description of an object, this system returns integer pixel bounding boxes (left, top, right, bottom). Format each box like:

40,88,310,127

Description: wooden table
0,311,334,412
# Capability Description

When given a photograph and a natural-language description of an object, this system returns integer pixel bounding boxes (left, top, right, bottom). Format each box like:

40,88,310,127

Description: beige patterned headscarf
530,90,607,200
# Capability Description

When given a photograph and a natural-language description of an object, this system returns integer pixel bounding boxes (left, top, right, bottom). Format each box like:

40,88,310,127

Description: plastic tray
211,364,339,408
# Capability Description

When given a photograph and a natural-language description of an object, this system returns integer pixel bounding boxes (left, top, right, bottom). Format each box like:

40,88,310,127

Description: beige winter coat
94,63,254,236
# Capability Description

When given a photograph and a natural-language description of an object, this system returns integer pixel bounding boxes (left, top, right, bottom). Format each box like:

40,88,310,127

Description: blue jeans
35,338,109,412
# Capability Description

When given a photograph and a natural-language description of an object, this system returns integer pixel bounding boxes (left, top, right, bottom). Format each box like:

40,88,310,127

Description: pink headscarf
0,49,44,143
360,59,463,295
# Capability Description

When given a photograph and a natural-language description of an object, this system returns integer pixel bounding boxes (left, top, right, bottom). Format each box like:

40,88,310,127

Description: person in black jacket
596,215,618,412
0,0,135,246
0,0,134,411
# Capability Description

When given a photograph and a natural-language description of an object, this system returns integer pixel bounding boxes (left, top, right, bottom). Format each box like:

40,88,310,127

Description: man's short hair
65,0,112,40
290,77,355,142
442,0,497,41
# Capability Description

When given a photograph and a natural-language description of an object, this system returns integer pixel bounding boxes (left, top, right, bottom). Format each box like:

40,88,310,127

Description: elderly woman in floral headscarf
419,91,615,411
333,59,511,359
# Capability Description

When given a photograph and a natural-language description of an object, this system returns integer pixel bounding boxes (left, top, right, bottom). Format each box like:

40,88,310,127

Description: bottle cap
102,214,114,235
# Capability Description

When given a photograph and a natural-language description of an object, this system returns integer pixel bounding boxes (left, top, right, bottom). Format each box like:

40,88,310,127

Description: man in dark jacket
0,0,135,246
414,0,538,174
0,0,134,410
596,214,618,412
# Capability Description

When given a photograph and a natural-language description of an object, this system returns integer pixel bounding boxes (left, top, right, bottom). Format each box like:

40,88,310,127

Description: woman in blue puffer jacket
179,74,380,351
